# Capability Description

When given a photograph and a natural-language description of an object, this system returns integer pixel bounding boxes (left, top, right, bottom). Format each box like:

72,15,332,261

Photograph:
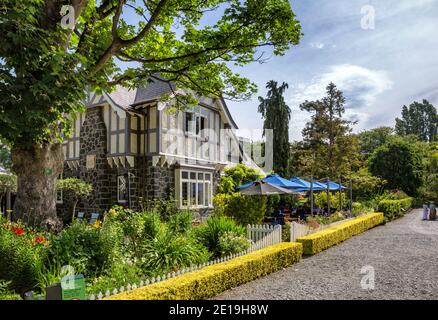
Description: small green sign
61,275,86,300
43,168,53,176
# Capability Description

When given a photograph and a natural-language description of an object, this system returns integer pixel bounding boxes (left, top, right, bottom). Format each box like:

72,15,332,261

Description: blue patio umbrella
289,178,327,192
237,174,303,190
326,181,348,191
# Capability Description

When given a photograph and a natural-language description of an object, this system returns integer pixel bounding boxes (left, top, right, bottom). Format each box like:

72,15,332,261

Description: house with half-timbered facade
56,78,245,221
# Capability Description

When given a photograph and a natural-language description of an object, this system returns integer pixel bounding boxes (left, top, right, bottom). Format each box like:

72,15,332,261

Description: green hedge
213,193,267,225
377,197,413,221
106,242,303,300
296,212,384,255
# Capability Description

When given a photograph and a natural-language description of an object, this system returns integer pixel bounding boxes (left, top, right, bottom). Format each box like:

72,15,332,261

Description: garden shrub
106,242,303,300
297,212,384,255
194,215,246,257
87,260,143,295
140,226,211,275
0,222,46,295
46,220,122,278
313,191,348,210
377,197,413,221
217,231,250,257
167,210,193,234
213,193,266,225
0,281,21,300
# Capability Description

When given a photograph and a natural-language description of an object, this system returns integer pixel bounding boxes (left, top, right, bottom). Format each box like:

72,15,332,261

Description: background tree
57,178,93,223
297,82,360,178
357,126,394,158
258,80,291,176
0,141,11,170
0,0,302,229
217,163,263,194
395,99,438,142
368,138,423,196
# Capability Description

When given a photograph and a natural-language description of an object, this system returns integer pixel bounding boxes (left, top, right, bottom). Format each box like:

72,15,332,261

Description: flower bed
296,212,384,255
105,242,303,300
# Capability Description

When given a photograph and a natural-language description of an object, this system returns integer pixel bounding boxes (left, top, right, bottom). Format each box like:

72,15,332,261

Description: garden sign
61,275,86,300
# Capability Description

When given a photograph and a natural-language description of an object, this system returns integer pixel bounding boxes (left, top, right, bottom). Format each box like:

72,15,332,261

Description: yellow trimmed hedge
296,212,384,255
105,242,303,300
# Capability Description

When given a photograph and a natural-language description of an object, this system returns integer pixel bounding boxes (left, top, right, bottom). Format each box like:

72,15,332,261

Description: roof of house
86,77,238,129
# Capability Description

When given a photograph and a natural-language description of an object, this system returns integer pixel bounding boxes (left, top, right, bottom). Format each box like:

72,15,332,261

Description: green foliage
140,227,211,275
0,280,21,300
357,127,394,158
395,100,437,142
258,81,291,176
369,138,423,196
377,197,413,221
45,221,122,278
218,231,250,257
167,210,193,234
312,192,348,210
217,164,263,194
0,222,46,295
346,167,386,200
306,212,346,225
194,215,246,257
213,193,266,225
56,178,93,197
86,261,143,295
0,140,11,170
295,83,360,178
0,173,17,195
57,178,93,222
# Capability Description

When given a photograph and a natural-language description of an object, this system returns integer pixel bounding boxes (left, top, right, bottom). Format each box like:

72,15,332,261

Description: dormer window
185,112,206,138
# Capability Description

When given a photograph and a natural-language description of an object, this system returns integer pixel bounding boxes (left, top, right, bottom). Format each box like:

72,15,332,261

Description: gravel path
214,209,438,300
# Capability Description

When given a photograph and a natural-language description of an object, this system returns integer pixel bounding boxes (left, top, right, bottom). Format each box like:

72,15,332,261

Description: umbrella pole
349,179,353,214
339,176,342,212
326,177,330,216
310,176,314,217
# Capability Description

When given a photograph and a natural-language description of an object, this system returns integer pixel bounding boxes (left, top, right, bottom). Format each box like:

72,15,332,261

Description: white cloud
310,42,325,49
287,64,393,139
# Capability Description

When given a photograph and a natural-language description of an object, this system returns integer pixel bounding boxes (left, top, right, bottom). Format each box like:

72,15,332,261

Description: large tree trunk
11,143,64,232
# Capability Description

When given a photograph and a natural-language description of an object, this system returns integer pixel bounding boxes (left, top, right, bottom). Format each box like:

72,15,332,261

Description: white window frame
117,175,128,203
177,169,213,209
185,112,207,138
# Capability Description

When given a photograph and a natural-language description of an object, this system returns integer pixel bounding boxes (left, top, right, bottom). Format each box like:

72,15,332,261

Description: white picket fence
247,224,282,252
290,218,355,241
88,224,282,300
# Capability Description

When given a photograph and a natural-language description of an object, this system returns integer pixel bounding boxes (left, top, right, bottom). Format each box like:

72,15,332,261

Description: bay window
177,169,212,208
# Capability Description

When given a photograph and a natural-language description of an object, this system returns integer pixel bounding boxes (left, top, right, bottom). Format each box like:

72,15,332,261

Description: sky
221,0,438,141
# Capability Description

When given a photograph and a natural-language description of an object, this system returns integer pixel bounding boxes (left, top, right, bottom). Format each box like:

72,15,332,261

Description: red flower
34,236,47,244
12,226,25,236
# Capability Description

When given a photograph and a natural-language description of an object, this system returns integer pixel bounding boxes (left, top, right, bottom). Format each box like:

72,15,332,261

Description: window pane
190,182,197,205
205,173,211,180
196,116,200,135
185,113,194,133
182,171,188,179
118,176,128,202
198,173,203,180
190,172,196,180
182,182,188,206
205,182,210,206
198,183,204,207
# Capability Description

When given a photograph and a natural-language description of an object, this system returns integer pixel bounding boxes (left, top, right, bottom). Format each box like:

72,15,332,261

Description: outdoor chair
77,212,85,221
89,213,100,225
